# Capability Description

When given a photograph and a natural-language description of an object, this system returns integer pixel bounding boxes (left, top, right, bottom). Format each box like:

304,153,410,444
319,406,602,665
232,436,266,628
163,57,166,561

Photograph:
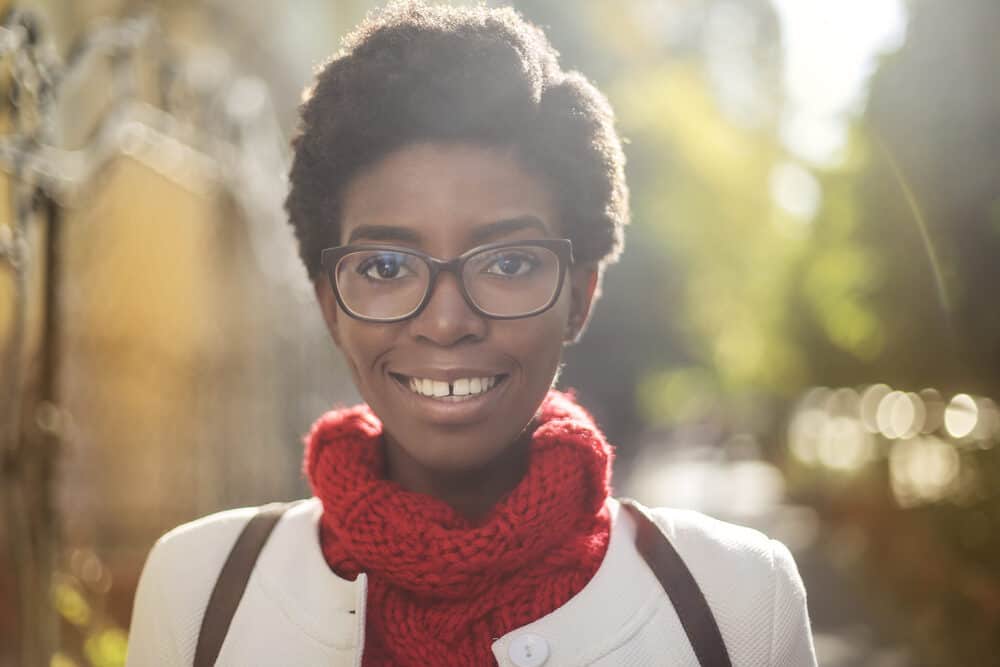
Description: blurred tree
793,1,1000,664
860,0,1000,398
513,5,1000,661
516,0,795,449
0,3,347,664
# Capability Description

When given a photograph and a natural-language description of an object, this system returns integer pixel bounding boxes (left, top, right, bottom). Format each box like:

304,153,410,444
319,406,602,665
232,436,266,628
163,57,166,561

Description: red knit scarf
303,390,613,666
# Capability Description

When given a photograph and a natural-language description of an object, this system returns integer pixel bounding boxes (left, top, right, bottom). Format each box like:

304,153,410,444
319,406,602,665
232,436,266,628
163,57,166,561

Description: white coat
125,497,817,666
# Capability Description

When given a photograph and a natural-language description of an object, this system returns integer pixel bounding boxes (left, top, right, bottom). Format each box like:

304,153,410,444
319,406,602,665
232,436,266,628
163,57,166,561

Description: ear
564,264,601,344
314,278,343,348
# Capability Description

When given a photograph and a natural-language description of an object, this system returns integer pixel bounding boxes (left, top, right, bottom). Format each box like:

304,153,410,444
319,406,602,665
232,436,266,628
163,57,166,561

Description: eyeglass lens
333,245,561,320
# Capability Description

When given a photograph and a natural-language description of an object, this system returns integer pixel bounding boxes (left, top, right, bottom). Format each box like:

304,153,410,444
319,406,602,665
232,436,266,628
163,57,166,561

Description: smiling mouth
390,373,508,401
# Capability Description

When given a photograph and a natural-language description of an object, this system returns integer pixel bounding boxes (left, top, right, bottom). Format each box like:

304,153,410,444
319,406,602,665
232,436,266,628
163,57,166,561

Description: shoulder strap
194,501,300,667
619,498,733,667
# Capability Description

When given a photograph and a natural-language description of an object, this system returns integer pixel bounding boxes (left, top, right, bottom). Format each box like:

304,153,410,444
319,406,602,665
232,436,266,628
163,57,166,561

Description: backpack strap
194,501,301,667
619,498,733,667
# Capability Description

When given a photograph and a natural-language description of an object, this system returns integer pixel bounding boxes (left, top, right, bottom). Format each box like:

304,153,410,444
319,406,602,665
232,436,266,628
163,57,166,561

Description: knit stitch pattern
303,390,613,666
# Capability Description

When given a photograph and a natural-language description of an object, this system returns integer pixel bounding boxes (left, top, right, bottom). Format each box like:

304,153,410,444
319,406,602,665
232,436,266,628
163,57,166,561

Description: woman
126,2,817,665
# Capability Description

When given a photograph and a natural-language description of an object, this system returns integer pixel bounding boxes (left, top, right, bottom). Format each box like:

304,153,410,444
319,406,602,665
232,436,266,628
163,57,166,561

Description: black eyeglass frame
320,238,575,323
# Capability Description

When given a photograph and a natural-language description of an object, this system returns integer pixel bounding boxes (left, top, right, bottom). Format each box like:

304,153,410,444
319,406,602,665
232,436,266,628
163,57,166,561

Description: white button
508,633,549,667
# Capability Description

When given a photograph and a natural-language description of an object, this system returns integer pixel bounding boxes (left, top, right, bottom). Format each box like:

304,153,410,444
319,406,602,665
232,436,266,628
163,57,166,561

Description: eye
357,252,415,281
484,251,539,277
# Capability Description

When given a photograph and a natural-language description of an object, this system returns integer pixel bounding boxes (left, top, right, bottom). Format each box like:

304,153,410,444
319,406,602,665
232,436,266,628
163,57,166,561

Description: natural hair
285,1,628,281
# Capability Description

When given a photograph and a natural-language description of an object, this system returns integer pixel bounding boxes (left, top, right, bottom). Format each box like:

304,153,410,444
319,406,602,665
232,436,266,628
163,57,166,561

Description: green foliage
520,1,1000,664
611,43,811,398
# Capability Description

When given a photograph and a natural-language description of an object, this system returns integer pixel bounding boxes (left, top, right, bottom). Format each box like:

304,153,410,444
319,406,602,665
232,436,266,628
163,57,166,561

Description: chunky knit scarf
303,389,613,666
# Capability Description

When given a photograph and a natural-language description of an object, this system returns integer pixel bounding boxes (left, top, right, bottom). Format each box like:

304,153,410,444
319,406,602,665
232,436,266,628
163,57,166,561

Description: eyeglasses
320,239,574,323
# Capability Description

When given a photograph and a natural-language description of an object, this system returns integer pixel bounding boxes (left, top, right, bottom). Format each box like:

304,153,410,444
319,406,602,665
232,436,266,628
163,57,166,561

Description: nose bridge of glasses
405,258,487,345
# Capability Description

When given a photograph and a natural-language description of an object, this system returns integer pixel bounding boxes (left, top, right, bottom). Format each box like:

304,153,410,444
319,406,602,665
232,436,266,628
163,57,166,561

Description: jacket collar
255,497,654,661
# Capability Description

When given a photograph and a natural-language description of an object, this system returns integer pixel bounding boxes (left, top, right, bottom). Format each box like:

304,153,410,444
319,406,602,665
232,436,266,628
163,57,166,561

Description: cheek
512,302,571,377
337,323,389,386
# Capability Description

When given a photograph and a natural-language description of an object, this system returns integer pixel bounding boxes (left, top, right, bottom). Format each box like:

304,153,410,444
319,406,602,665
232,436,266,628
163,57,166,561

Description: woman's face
315,142,597,475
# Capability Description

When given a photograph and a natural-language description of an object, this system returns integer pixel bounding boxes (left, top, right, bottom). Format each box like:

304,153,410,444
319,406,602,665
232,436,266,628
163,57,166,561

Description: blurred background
1,0,998,665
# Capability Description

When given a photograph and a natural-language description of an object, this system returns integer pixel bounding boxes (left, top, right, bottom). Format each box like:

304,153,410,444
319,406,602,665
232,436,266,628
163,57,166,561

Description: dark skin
315,142,599,519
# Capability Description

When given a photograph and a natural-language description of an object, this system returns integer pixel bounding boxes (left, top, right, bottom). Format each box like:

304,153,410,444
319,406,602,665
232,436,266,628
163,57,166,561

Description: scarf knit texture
303,389,613,666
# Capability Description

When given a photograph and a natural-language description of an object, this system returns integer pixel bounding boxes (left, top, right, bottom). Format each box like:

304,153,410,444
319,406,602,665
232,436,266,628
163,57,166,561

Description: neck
382,431,531,521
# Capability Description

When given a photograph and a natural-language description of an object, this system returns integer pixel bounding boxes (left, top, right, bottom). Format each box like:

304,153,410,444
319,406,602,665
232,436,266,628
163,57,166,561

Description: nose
408,269,487,346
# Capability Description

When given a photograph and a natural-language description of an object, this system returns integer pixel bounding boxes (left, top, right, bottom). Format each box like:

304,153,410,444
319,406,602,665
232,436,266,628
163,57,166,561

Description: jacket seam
574,584,665,664
254,565,356,651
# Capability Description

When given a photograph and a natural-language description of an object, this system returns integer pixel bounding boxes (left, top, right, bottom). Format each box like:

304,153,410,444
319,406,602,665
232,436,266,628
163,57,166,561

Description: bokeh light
770,160,822,222
789,388,875,472
875,390,924,439
889,437,961,508
918,388,945,434
859,383,891,433
789,384,997,506
944,394,978,439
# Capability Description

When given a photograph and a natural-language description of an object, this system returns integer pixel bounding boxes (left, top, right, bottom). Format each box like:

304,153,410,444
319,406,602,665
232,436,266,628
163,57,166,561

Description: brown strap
193,501,299,667
620,498,733,667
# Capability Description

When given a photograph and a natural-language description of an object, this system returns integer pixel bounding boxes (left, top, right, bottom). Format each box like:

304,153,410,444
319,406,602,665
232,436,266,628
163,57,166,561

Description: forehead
338,142,560,249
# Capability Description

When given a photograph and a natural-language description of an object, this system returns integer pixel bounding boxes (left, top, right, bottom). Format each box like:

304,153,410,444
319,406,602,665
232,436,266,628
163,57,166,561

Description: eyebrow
346,225,422,244
470,216,551,244
346,215,551,246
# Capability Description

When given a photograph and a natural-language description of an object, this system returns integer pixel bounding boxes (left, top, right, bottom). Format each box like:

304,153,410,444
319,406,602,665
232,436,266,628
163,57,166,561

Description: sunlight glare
771,0,907,165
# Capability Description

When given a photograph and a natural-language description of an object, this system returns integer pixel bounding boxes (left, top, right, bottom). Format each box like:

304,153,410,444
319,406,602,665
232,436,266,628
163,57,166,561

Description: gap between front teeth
408,375,498,398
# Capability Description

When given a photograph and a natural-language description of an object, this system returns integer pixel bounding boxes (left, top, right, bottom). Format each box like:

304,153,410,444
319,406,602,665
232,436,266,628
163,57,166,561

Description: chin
409,430,513,473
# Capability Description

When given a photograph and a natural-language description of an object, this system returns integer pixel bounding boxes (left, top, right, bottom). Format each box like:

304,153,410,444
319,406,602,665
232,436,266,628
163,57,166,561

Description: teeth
403,374,501,398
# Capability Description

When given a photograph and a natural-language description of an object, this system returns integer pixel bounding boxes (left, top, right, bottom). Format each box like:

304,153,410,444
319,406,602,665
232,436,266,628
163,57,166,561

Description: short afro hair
285,1,629,281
